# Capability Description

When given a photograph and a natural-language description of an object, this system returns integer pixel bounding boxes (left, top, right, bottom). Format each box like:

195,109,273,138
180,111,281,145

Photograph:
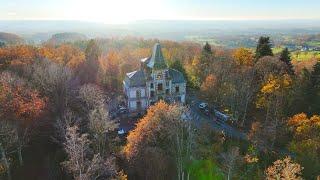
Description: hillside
47,32,87,45
0,32,25,45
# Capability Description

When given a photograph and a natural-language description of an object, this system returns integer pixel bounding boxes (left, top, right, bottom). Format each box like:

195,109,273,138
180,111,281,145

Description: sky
1,0,320,24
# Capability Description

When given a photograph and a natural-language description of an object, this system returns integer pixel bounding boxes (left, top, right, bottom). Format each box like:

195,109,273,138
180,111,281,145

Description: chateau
123,43,186,113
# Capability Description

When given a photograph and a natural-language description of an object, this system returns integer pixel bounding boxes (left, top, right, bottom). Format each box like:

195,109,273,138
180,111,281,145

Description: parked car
117,106,127,114
198,102,208,110
214,109,230,122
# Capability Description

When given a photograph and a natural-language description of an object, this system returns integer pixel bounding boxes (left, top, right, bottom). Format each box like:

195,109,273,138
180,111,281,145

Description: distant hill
0,32,25,45
47,32,87,45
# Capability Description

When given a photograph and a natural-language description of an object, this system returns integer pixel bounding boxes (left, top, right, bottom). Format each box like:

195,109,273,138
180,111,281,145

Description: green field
291,51,320,61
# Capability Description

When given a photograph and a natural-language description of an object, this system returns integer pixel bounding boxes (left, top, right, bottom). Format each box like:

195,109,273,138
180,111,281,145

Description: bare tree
79,84,105,112
88,105,118,156
62,125,105,180
27,59,73,118
0,121,19,180
221,146,241,180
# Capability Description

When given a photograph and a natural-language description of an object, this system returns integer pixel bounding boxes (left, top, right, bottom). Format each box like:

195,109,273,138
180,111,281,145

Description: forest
0,35,319,180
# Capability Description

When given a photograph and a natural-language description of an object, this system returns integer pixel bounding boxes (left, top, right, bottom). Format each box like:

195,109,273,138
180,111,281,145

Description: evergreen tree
255,36,273,60
169,59,188,80
279,48,294,75
0,41,5,48
203,42,212,55
79,39,101,84
310,62,320,113
198,42,214,80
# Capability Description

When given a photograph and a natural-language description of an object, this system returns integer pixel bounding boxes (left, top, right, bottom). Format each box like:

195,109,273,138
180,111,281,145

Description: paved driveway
188,96,247,141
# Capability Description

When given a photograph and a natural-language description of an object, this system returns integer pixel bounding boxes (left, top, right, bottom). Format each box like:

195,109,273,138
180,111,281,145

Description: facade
123,43,186,113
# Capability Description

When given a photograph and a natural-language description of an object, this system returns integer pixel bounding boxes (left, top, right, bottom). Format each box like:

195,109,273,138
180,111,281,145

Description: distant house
301,45,309,52
123,43,186,114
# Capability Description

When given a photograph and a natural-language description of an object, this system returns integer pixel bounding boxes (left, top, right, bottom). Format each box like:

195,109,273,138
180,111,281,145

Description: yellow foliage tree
232,48,254,66
287,113,320,179
200,74,217,104
256,74,292,108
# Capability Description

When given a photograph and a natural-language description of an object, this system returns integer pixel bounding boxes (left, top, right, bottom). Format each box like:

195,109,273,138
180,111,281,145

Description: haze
1,0,320,24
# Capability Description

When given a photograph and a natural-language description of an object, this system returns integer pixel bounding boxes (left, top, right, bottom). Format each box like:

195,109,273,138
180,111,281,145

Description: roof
169,68,186,83
125,70,146,87
147,43,168,70
141,57,150,64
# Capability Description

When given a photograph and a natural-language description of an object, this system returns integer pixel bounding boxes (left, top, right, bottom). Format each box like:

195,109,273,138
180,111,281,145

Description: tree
255,37,273,60
254,56,287,81
0,121,18,180
203,42,212,55
39,44,85,69
309,62,320,113
124,101,195,179
99,51,121,91
287,113,320,179
190,42,215,83
265,157,303,180
0,71,46,166
79,39,101,84
27,59,72,118
0,41,5,48
78,84,105,112
88,105,118,156
232,48,254,66
221,147,241,180
279,48,294,75
62,125,109,180
200,74,217,104
168,59,188,83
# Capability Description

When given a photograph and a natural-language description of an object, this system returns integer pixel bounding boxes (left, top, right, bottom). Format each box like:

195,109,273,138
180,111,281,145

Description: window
166,89,170,95
150,91,155,98
136,101,142,109
165,70,169,78
166,81,169,87
157,73,163,79
150,83,154,88
175,86,180,93
136,90,141,98
158,83,163,91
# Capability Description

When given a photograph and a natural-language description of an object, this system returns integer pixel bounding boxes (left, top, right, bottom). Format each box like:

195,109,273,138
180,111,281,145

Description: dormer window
157,73,163,80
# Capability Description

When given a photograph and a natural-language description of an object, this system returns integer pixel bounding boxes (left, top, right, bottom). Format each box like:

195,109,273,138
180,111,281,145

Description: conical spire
147,43,167,70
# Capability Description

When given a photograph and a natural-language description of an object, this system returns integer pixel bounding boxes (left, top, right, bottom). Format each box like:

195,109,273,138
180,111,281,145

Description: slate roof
125,70,146,87
147,43,168,70
169,68,186,83
125,43,185,87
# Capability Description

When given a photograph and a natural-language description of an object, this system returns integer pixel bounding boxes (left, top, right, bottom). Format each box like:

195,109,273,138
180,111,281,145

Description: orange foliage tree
0,72,46,122
0,45,38,69
287,113,320,178
200,74,217,104
124,101,194,179
39,44,85,68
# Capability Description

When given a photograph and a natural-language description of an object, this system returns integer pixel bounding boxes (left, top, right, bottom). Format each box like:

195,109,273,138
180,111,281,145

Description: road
187,97,247,141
